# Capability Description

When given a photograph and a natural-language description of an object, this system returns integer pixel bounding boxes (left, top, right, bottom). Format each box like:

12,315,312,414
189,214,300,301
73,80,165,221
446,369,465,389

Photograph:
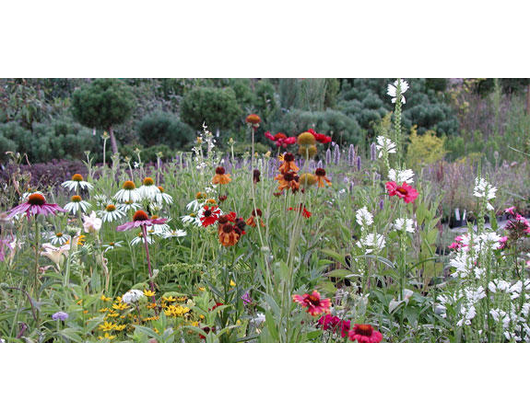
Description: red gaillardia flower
275,171,300,192
265,131,297,148
8,193,66,219
246,208,265,228
292,290,331,316
386,181,419,204
219,223,240,247
348,324,383,343
315,168,332,187
318,314,351,338
288,204,312,219
307,128,332,144
199,205,221,227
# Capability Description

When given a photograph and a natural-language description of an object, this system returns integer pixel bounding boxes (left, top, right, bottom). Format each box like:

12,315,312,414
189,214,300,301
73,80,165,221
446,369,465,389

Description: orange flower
219,223,240,247
212,167,232,185
274,171,300,192
246,114,261,125
246,209,265,228
315,168,332,187
278,153,299,174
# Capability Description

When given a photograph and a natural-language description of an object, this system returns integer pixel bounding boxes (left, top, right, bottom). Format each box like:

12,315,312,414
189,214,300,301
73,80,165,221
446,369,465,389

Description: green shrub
120,144,174,162
137,112,195,149
0,135,16,162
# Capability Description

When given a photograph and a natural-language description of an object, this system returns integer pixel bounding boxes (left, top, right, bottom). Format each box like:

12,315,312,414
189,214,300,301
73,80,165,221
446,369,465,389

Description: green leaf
326,269,354,279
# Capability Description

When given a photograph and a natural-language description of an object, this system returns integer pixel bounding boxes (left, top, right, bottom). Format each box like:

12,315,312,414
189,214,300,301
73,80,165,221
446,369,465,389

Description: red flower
307,128,332,144
348,324,383,343
318,314,350,338
199,205,221,227
289,204,311,218
265,131,297,148
292,290,331,316
386,181,419,204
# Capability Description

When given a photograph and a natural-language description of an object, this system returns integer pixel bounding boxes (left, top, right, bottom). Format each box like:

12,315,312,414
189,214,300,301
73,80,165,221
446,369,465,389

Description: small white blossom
387,79,409,104
375,136,396,158
357,233,386,254
393,218,415,233
388,168,414,184
122,289,144,304
355,207,373,229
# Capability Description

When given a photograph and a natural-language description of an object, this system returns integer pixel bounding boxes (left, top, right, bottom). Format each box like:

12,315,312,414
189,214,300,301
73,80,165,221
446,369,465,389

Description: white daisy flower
93,194,110,208
98,204,126,223
64,195,92,215
137,177,160,200
393,218,415,233
117,201,141,213
103,241,123,253
122,289,144,304
48,231,71,246
355,207,373,229
181,214,201,226
61,174,94,192
154,186,173,206
388,168,414,184
130,232,154,246
114,181,140,203
387,79,409,104
161,229,187,239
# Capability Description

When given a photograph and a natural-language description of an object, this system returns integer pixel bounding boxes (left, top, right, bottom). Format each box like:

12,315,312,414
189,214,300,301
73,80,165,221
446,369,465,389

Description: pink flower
348,324,383,343
8,193,66,219
505,206,517,216
292,290,331,316
499,236,508,249
116,210,167,232
318,314,350,338
265,131,297,148
386,181,419,204
83,212,102,233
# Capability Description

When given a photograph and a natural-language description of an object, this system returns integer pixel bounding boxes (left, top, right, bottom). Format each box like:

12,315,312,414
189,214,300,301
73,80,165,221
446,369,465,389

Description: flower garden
1,78,530,344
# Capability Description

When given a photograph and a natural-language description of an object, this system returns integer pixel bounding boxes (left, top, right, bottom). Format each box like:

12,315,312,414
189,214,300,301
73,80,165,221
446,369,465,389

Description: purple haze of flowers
52,311,69,321
325,148,332,166
356,156,362,171
370,143,376,161
241,291,252,305
333,144,340,165
348,144,356,166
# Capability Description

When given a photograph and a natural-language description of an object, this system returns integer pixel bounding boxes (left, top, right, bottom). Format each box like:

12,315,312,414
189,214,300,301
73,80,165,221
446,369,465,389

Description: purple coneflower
8,193,66,219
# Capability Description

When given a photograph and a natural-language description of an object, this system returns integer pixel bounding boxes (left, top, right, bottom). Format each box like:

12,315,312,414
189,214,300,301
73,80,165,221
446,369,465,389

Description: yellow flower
112,302,129,311
99,308,109,313
114,324,127,332
99,321,117,331
76,299,83,306
198,287,205,292
143,289,155,297
98,333,116,341
106,312,120,318
153,328,159,334
162,296,177,303
164,305,190,318
146,303,157,310
229,279,236,287
100,295,112,302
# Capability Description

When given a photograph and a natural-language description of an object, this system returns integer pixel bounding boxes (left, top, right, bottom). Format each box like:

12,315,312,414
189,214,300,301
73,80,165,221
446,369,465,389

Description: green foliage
71,78,136,130
137,112,195,149
180,87,241,131
406,126,446,170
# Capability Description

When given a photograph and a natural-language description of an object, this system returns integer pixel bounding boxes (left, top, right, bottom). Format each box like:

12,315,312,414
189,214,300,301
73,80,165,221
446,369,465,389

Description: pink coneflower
8,193,66,219
116,210,167,232
386,181,419,204
348,324,383,343
292,290,331,316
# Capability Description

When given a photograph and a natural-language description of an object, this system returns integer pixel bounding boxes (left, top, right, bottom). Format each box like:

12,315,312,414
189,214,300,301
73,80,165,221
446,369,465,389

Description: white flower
181,214,201,226
388,168,414,184
122,289,144,304
154,189,174,206
186,199,204,212
98,205,126,223
64,198,92,215
41,243,70,266
93,194,109,207
393,218,415,233
130,233,154,246
117,201,141,213
355,207,373,229
137,184,160,200
114,187,140,203
449,252,473,279
490,308,511,329
61,178,94,192
48,231,70,246
83,212,102,233
375,136,396,158
103,241,123,253
473,178,497,209
161,229,187,239
387,79,409,104
357,233,386,254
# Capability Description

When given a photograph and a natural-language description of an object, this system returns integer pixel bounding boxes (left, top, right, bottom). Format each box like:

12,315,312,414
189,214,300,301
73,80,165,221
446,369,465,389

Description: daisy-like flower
103,241,123,253
388,168,414,184
212,167,232,185
137,177,160,200
181,213,201,227
348,324,383,343
186,192,208,212
61,173,93,192
265,131,297,148
130,232,154,246
64,195,92,215
292,290,331,316
246,208,266,228
314,168,332,187
116,210,168,232
387,79,409,104
161,229,187,239
218,223,240,247
393,218,415,233
114,181,140,203
48,231,70,246
8,193,66,219
386,181,419,204
122,289,144,305
99,204,126,223
278,153,299,174
473,178,497,210
154,186,173,206
275,172,300,192
198,205,222,227
117,200,141,213
375,136,397,158
93,194,109,208
246,114,261,128
317,314,350,338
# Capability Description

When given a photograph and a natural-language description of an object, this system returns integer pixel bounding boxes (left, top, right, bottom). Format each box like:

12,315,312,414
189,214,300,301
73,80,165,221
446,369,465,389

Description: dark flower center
307,295,320,306
355,324,374,336
27,193,46,205
222,224,234,233
252,208,262,217
158,186,164,193
284,173,294,182
203,210,212,218
215,167,226,175
315,168,326,176
397,187,408,195
72,174,84,182
123,181,136,190
284,153,295,162
143,177,155,186
106,204,116,212
72,195,82,203
133,210,149,221
56,232,63,237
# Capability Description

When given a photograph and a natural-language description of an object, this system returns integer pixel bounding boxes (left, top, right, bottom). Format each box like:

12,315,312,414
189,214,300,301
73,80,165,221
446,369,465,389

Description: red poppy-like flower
288,204,312,219
199,205,221,227
265,131,297,148
348,324,383,343
8,193,66,219
386,181,419,204
307,128,332,144
292,290,331,316
116,210,167,231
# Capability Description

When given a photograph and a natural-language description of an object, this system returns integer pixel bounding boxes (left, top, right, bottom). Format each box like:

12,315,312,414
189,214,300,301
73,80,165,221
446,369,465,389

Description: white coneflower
61,174,94,192
181,213,201,227
393,218,415,233
161,229,187,239
64,195,92,215
388,168,414,184
137,177,160,200
147,217,172,236
103,241,123,253
154,186,173,206
387,79,409,104
130,232,154,246
98,203,126,223
375,136,397,158
48,231,70,246
117,200,141,213
114,181,140,203
122,289,144,304
93,194,110,208
355,206,373,229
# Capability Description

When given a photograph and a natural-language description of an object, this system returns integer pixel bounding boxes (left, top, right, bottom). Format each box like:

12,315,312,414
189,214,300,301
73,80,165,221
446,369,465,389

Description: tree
71,79,135,154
